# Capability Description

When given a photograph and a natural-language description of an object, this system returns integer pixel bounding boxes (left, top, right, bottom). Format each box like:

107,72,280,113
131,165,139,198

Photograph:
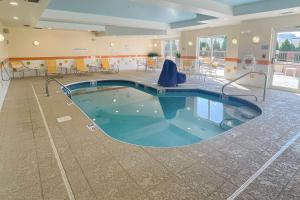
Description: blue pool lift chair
158,59,186,87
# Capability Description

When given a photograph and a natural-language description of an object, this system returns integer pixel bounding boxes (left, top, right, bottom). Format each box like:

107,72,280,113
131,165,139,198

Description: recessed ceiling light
13,16,19,20
9,1,18,6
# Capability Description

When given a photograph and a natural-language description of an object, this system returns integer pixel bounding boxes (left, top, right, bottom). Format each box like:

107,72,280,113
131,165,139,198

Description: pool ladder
221,71,267,102
45,70,72,98
219,118,241,130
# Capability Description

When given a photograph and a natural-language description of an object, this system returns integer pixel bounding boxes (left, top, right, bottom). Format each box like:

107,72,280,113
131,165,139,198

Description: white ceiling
0,0,300,36
0,0,51,26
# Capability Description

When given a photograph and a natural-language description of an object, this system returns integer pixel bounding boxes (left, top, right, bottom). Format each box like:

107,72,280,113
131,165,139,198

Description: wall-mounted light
252,36,260,44
0,34,4,42
109,42,115,47
188,41,193,46
13,16,19,20
9,1,18,6
32,41,40,46
153,43,158,47
232,38,238,45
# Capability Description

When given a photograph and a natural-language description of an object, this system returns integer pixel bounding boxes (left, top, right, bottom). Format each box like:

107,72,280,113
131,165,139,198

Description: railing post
1,61,11,82
45,70,50,96
262,73,267,102
44,73,72,98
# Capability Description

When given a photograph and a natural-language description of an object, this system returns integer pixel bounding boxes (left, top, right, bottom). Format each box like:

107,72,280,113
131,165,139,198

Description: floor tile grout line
49,78,150,199
227,131,300,200
141,147,210,197
28,94,45,200
32,85,76,200
101,143,152,197
25,72,298,199
55,124,99,199
274,171,297,200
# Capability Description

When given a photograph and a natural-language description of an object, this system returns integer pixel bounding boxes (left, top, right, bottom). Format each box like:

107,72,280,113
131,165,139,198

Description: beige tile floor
0,70,300,200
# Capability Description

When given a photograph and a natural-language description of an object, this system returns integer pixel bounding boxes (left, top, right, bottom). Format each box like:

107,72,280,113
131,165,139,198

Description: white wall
236,14,300,87
7,27,154,57
6,27,154,72
181,25,240,58
179,14,300,87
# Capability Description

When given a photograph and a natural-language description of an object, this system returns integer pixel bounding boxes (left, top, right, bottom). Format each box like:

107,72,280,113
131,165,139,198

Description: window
197,36,227,60
162,39,180,58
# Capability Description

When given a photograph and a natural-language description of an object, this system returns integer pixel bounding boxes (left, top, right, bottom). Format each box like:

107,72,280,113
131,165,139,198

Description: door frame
270,28,300,93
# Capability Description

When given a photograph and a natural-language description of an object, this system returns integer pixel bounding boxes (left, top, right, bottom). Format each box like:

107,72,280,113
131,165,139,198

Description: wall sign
261,45,269,50
73,48,88,51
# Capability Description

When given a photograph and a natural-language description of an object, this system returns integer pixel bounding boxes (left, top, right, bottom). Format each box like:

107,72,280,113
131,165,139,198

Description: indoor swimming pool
66,80,262,147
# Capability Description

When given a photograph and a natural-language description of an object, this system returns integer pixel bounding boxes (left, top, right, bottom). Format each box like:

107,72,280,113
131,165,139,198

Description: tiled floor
272,73,299,90
0,70,300,200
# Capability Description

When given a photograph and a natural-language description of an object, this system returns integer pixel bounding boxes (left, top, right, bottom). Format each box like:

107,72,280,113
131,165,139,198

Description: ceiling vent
92,31,105,37
280,11,293,15
3,28,9,34
25,0,40,3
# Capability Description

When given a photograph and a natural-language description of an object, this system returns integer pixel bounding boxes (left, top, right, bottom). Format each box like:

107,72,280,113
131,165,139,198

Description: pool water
69,81,261,147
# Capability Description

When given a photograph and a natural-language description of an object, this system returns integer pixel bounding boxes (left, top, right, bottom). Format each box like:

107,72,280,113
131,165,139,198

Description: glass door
198,37,212,58
271,31,300,92
162,39,180,59
197,36,227,77
163,40,171,57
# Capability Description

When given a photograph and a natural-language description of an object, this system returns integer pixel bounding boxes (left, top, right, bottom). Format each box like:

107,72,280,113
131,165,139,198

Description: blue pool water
67,80,261,147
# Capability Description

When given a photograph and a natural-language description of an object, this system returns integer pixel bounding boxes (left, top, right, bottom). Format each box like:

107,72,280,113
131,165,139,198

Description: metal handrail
221,71,267,102
45,70,72,98
0,61,11,81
